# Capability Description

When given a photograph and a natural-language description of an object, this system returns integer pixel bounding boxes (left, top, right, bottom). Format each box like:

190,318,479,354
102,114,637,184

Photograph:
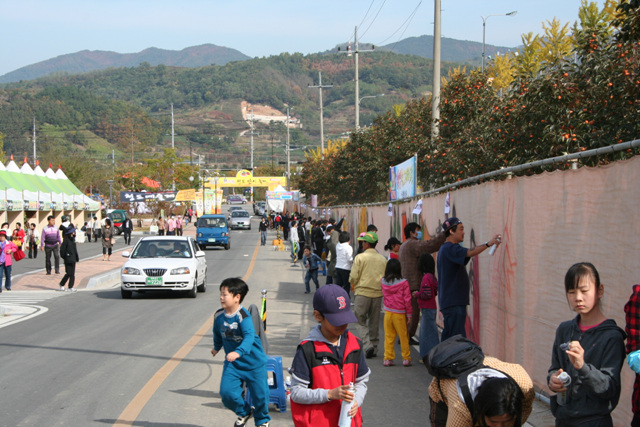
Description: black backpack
427,335,485,425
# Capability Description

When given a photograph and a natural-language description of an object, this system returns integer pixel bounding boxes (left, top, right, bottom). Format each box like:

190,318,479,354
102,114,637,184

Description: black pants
86,229,92,242
28,242,38,258
335,268,351,297
45,246,60,274
60,263,76,289
123,231,131,245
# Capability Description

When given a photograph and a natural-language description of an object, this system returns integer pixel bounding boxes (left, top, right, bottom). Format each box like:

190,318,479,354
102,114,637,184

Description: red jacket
291,332,363,426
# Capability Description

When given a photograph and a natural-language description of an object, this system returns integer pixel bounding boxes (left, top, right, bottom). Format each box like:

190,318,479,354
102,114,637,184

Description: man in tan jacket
349,232,387,358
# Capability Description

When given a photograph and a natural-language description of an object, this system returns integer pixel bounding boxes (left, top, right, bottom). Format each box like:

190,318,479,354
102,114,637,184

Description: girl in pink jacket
0,229,19,291
380,258,413,367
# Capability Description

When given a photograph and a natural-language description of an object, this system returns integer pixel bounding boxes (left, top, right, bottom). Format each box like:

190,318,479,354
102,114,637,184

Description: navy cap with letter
313,284,357,326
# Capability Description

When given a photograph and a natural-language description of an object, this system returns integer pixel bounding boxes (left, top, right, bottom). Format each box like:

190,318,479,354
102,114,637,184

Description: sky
0,0,603,77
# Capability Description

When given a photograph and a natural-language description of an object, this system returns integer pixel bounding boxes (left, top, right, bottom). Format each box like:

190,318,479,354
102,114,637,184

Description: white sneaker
59,286,66,292
69,288,77,292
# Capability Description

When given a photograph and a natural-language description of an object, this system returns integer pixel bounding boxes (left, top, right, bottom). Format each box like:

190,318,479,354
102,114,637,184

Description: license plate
146,277,163,286
208,238,216,242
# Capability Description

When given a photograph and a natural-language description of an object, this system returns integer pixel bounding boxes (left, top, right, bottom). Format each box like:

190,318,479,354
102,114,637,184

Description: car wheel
187,279,197,298
248,226,251,230
200,244,207,250
225,242,230,250
121,288,132,299
197,269,207,293
114,227,122,236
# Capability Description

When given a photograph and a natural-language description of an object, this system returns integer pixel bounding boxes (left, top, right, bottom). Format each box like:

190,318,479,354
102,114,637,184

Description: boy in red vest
290,285,370,426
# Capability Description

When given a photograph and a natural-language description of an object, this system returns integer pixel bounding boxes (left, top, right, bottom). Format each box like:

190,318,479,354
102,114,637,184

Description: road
0,209,552,426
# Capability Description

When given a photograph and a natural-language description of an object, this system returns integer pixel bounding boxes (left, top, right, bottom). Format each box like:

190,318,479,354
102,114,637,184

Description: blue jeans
419,308,440,358
260,230,267,245
305,269,319,292
440,305,467,341
0,263,12,290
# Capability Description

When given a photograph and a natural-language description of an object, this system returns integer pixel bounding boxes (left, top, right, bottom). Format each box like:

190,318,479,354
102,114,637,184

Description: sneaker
69,288,77,292
59,286,66,292
256,423,269,427
365,347,376,359
409,337,419,345
403,359,412,367
383,360,395,367
234,408,253,427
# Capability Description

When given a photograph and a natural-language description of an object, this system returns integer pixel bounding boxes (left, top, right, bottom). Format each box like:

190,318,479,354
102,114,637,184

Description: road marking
113,239,261,426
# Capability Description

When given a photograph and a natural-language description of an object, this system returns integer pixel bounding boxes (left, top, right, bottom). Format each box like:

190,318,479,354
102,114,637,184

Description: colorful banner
266,191,294,200
120,191,177,202
389,155,417,201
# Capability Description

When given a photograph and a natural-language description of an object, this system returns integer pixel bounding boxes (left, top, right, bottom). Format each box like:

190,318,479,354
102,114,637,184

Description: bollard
261,289,267,332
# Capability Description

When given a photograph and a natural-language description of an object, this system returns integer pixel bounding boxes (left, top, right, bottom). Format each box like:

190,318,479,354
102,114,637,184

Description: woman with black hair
429,356,534,427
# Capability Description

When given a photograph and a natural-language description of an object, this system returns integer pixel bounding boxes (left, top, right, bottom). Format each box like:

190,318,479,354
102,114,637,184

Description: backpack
427,335,485,424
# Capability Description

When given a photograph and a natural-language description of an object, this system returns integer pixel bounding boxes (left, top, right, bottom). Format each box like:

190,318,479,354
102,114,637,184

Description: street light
482,11,517,73
357,94,385,129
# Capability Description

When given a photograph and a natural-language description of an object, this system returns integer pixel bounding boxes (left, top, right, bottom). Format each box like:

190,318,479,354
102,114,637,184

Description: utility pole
32,117,37,165
286,107,291,190
171,103,175,149
308,71,333,155
339,26,374,130
250,108,255,201
431,0,441,140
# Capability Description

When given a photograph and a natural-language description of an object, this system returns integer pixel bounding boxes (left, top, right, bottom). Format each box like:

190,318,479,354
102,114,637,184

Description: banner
175,189,196,202
389,155,417,201
120,191,177,203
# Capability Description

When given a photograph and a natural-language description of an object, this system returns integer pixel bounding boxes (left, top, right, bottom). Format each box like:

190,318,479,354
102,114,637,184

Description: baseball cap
357,231,378,244
0,230,6,237
443,217,462,231
313,285,357,326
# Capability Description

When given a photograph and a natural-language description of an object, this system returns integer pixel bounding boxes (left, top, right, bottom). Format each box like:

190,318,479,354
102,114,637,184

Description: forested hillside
0,44,251,84
0,50,457,193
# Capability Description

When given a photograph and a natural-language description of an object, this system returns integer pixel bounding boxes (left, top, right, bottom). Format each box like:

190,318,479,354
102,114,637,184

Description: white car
120,236,207,299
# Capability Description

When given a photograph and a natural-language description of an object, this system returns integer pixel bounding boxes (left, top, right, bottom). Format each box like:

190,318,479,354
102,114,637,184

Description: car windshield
198,218,225,228
131,239,192,258
231,211,249,218
109,212,126,222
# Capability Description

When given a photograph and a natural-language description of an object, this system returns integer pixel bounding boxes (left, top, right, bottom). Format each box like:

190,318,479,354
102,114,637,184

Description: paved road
0,209,554,426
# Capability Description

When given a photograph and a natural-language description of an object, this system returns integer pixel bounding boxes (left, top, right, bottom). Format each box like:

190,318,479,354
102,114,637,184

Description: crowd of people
251,211,639,426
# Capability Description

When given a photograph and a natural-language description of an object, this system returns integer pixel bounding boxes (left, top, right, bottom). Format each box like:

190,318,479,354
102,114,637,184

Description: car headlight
123,267,141,275
170,267,191,275
197,232,202,237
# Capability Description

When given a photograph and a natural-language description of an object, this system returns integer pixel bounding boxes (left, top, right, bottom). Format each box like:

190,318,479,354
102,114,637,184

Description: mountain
0,44,251,84
380,35,514,65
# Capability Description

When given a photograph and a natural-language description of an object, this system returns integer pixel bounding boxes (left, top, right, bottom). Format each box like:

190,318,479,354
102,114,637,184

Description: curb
85,268,121,290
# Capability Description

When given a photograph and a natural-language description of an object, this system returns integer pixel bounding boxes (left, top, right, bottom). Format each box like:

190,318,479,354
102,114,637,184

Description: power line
376,1,423,47
358,0,388,40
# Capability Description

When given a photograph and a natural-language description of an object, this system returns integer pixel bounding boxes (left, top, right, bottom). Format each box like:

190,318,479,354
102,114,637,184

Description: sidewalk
268,234,555,427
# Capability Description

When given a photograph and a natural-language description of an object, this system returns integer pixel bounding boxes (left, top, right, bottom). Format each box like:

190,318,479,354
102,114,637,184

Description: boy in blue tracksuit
302,246,323,294
211,278,271,427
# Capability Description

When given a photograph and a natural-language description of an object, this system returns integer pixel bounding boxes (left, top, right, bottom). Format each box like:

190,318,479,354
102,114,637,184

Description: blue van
196,214,230,250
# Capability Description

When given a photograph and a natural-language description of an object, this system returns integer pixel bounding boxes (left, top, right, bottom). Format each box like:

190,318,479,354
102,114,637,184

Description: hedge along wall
304,155,639,424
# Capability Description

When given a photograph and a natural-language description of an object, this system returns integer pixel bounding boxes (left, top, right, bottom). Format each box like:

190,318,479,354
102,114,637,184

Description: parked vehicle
254,201,266,215
196,214,230,250
107,209,129,235
120,236,207,299
229,210,251,230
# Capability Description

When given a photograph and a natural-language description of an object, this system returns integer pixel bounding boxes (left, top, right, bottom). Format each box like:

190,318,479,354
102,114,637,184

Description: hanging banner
175,189,196,202
389,154,417,201
120,191,177,202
